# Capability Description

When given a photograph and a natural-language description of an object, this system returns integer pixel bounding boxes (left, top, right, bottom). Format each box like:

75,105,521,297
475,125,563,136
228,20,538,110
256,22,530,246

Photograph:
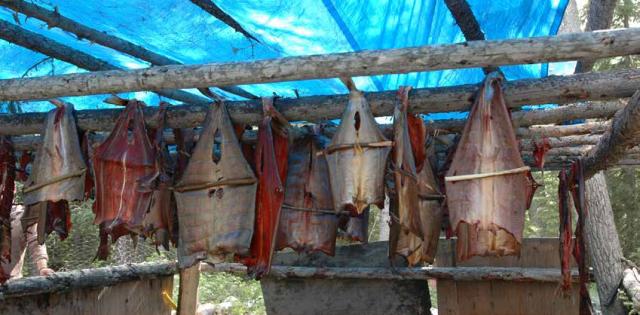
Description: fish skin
174,102,257,269
275,125,337,256
24,104,86,205
92,100,158,259
0,137,15,272
445,72,535,261
326,91,390,216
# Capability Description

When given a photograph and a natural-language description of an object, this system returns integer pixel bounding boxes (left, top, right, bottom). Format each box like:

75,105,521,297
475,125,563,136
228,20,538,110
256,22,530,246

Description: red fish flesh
92,100,158,259
445,72,536,261
174,101,257,268
276,125,337,256
0,137,15,269
23,103,86,206
238,98,289,278
326,90,391,215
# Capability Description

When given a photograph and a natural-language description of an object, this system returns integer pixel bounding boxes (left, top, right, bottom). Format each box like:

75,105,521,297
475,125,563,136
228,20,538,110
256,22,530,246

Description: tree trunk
584,172,627,315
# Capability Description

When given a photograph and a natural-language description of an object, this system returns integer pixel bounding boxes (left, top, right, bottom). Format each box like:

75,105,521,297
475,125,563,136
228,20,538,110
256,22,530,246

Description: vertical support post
177,264,201,315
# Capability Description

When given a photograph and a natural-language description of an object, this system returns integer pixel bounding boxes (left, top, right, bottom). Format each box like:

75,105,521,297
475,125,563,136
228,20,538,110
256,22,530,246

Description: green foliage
196,272,265,315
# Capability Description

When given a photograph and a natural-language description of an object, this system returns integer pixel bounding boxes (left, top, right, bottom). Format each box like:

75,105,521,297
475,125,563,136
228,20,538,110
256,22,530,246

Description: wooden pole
0,262,176,299
583,91,640,178
0,68,636,136
188,0,259,42
517,121,609,138
443,0,498,74
177,265,200,315
622,267,640,311
584,173,628,315
0,19,208,105
200,263,579,283
0,0,256,99
1,28,640,101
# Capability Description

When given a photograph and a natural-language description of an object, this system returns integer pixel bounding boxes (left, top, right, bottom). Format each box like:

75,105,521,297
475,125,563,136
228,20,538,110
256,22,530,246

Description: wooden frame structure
0,0,639,313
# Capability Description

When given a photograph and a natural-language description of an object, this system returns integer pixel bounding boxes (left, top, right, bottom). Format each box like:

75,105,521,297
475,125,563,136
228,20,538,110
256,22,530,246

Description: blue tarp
0,0,571,116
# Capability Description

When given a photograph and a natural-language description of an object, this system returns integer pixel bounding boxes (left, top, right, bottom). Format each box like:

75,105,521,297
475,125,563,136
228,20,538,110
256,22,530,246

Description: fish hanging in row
388,87,442,266
174,101,257,268
237,98,289,278
276,125,337,256
0,137,15,271
22,101,87,243
92,100,158,259
445,72,537,261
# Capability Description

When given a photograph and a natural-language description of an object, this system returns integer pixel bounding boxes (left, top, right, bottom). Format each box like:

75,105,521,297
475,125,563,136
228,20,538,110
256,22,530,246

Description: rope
445,166,531,182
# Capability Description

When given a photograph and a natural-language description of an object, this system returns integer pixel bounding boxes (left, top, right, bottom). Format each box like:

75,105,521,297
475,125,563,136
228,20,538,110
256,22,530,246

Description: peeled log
0,68,638,136
3,28,640,101
583,91,640,178
622,268,640,311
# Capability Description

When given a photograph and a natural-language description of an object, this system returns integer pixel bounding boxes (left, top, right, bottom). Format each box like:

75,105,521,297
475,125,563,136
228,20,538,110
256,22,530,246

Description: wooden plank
1,28,640,101
0,276,173,315
0,68,636,136
177,265,200,315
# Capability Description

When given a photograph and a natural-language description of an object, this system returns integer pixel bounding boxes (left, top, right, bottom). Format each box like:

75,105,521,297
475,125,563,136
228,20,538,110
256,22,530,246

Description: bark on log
200,263,579,282
584,172,628,315
0,262,176,299
517,121,609,138
0,0,256,99
519,135,601,151
0,68,636,136
188,0,259,43
430,100,623,132
622,268,640,311
576,0,618,72
1,28,640,101
583,91,640,178
444,0,499,74
0,19,208,105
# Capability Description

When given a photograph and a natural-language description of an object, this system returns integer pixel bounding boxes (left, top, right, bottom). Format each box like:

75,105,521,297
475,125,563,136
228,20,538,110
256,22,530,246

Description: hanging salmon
338,210,369,243
17,150,31,182
238,98,289,278
0,137,15,270
275,125,337,256
445,72,536,261
174,101,257,268
173,127,196,182
413,140,443,264
326,90,391,216
142,102,176,250
80,131,95,200
22,200,71,244
23,102,86,206
92,100,158,259
388,86,424,264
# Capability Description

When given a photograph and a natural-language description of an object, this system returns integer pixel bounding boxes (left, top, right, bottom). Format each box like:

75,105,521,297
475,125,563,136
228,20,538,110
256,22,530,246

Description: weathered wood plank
1,28,640,101
0,68,637,136
177,265,200,315
0,262,176,299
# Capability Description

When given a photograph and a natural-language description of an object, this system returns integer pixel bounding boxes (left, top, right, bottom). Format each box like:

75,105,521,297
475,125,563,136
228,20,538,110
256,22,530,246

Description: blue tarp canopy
0,0,571,117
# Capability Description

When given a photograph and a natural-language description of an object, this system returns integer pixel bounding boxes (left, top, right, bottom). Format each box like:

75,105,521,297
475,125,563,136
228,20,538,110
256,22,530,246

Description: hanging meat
23,102,86,206
174,101,257,268
388,86,423,264
142,102,176,250
17,150,31,182
21,102,86,242
338,210,369,243
275,125,337,256
326,89,391,216
445,72,536,261
0,137,15,271
388,87,443,265
92,100,158,259
238,98,289,278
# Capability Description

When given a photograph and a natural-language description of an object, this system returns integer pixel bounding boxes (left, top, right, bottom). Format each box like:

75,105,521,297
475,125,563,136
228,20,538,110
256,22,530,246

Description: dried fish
0,137,15,270
326,90,391,215
276,125,337,256
445,72,536,261
174,101,257,268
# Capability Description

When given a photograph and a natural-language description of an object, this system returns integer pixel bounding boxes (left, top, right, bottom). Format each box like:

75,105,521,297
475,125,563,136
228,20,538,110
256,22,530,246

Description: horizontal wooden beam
516,121,609,138
200,263,579,283
1,28,640,101
0,19,208,105
0,68,636,136
0,0,256,99
0,262,176,299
